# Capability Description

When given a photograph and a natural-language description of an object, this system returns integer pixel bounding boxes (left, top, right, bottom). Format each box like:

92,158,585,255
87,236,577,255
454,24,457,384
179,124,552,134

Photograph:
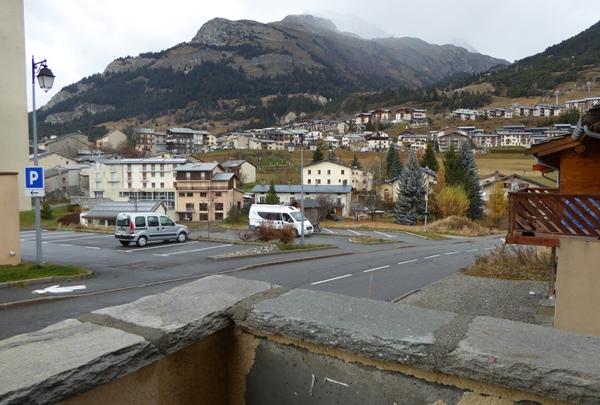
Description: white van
249,204,313,236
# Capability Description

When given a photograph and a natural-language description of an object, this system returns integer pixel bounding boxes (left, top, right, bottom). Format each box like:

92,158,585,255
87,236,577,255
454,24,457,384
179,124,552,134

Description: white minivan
115,212,189,247
249,204,313,236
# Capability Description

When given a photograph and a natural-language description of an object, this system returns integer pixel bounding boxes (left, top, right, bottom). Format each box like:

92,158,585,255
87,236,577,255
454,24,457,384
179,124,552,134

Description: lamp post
31,56,55,264
287,139,305,245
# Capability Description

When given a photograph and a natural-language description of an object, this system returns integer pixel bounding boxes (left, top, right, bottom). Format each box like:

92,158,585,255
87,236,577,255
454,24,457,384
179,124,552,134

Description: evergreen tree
312,147,323,163
394,152,426,225
386,144,403,179
351,153,361,169
41,202,53,220
420,142,439,172
459,143,484,219
265,181,279,204
443,145,465,186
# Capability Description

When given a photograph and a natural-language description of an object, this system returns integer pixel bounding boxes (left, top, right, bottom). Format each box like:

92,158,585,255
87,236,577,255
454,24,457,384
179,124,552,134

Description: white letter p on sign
29,171,38,184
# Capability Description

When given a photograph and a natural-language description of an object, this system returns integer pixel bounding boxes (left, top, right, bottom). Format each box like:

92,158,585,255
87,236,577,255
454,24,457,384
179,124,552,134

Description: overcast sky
24,0,600,107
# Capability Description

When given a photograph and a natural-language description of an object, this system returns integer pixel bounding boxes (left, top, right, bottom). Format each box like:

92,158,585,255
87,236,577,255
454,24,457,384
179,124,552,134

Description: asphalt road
0,229,504,339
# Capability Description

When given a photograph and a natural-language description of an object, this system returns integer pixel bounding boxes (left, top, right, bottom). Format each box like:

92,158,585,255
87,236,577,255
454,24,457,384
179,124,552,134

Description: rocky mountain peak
276,14,339,34
191,17,268,46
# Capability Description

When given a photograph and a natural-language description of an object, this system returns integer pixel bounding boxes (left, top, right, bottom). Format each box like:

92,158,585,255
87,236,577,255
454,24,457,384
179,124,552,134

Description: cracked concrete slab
0,319,160,405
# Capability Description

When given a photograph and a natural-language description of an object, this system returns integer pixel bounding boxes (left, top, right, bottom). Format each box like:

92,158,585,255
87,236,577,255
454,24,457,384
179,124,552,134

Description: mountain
452,20,600,98
37,15,506,136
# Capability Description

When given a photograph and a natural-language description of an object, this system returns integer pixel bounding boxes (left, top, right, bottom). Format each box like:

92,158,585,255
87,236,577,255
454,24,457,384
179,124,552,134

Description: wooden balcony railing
507,188,600,246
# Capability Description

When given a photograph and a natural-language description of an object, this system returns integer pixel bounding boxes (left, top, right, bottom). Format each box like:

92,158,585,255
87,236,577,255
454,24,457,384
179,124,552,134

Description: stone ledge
0,319,160,405
86,275,276,354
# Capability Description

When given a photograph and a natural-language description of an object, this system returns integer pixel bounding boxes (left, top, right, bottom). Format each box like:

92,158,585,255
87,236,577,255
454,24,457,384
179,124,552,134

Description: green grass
19,205,70,229
277,242,332,251
0,262,90,283
349,236,392,244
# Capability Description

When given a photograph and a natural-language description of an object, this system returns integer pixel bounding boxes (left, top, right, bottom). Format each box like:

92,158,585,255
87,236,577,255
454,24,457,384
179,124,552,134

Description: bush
433,186,469,218
67,204,81,213
278,225,296,244
256,224,280,242
486,183,508,228
41,202,53,220
224,206,244,224
57,212,81,226
238,229,256,241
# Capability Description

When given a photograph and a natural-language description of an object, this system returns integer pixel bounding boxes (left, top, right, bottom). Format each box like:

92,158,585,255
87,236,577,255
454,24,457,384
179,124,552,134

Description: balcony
507,188,600,247
175,180,231,191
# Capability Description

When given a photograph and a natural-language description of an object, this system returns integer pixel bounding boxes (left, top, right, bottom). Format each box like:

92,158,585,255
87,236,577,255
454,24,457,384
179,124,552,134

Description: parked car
115,212,189,247
248,204,313,236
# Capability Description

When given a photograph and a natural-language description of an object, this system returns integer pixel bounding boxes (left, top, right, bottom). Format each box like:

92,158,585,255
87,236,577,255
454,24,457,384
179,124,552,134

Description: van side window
148,216,159,227
160,216,175,226
135,217,146,227
258,212,281,221
283,213,293,223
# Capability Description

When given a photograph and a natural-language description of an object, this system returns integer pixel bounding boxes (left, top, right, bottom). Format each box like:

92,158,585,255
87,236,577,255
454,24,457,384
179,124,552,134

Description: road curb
0,252,354,310
0,271,95,289
391,288,421,303
208,245,337,261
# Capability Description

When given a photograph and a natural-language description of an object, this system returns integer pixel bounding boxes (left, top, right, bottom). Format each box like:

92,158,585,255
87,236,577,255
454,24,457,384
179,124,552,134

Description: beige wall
0,174,21,265
554,238,600,336
0,0,30,211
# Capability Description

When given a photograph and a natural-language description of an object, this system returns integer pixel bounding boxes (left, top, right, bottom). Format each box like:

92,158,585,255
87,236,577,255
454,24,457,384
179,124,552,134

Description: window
215,192,222,197
317,179,321,184
160,216,175,226
94,191,103,198
186,172,191,180
200,213,209,221
160,182,164,188
152,183,156,188
318,170,321,175
135,217,146,227
160,172,164,178
308,170,311,175
341,170,345,175
327,179,331,184
151,164,156,171
179,192,185,197
160,164,164,171
327,170,331,175
215,212,223,220
186,192,193,197
185,203,194,211
200,192,207,197
215,203,224,211
147,216,159,227
199,203,208,211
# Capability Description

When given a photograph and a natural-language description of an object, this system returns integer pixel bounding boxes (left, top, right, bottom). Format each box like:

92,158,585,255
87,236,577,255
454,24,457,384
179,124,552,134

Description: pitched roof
83,200,165,220
176,162,221,172
251,184,352,194
212,172,235,181
222,160,250,168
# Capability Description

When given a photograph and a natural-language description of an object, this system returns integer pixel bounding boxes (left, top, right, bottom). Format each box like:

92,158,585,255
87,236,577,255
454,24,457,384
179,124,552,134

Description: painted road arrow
33,284,87,294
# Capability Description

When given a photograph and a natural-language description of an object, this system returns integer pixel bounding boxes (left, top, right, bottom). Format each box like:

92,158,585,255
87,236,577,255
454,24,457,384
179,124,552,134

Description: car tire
177,232,187,243
136,236,148,247
119,241,130,246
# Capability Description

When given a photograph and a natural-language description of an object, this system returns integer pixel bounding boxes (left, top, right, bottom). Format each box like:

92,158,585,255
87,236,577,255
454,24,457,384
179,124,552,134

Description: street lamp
31,56,55,264
286,139,305,245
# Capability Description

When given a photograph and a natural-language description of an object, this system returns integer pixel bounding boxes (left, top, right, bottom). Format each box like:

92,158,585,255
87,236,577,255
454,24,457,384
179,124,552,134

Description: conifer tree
420,142,439,172
443,145,465,186
265,180,279,204
312,147,323,162
394,152,426,225
351,153,361,169
386,144,403,179
459,143,484,219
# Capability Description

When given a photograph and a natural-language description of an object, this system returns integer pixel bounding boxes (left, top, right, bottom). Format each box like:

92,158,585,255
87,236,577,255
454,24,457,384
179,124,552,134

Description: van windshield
116,216,130,227
290,212,304,221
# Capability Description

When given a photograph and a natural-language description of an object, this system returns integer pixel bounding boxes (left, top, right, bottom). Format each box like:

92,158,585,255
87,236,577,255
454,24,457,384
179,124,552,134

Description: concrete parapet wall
1,275,599,404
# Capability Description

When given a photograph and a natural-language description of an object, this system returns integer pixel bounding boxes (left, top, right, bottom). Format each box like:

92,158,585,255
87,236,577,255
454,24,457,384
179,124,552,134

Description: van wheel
119,241,130,246
136,236,148,247
294,229,300,238
177,232,187,243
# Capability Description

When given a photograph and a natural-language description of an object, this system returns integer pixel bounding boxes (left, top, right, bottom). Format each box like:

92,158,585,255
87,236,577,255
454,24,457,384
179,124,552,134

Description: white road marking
398,259,417,265
485,247,494,250
321,227,334,234
311,274,353,285
465,249,480,253
33,284,87,294
41,235,113,243
424,254,440,259
373,231,393,238
363,264,390,273
121,241,198,253
154,244,232,257
84,246,101,250
347,229,362,235
324,377,349,388
445,251,460,255
58,243,73,247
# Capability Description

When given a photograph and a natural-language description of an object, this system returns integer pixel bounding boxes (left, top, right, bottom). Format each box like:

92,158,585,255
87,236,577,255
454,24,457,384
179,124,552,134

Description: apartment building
166,128,209,154
135,128,166,156
303,161,373,192
95,130,127,150
497,131,533,147
250,184,353,216
88,158,187,208
565,96,600,113
533,104,564,117
175,162,243,222
366,133,390,152
437,131,473,152
222,160,256,184
451,109,479,121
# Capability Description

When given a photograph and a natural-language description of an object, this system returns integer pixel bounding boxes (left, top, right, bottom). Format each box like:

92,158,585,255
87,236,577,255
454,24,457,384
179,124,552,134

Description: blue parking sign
25,166,45,196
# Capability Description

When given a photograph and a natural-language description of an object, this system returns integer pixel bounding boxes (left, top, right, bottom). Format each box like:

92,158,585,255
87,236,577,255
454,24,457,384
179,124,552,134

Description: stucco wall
0,173,21,265
0,0,31,211
554,238,600,335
